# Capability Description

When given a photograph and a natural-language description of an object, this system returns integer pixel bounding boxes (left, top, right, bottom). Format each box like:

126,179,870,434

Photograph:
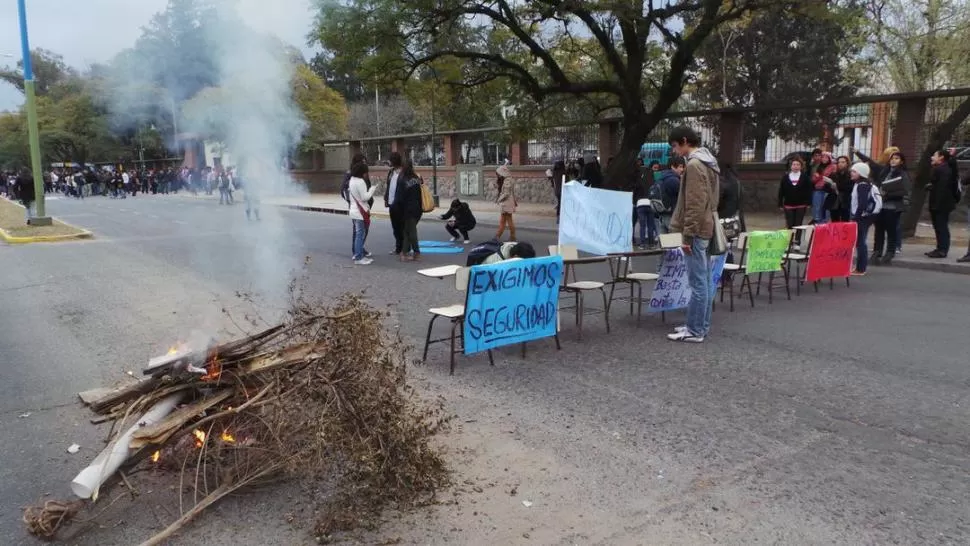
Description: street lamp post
17,0,51,225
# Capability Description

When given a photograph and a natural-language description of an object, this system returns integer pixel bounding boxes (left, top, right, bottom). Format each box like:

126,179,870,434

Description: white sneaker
667,330,704,343
449,237,458,242
463,240,471,244
354,258,373,265
673,325,688,334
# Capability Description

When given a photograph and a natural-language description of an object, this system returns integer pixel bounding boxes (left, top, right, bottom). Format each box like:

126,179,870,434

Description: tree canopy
693,1,868,161
311,0,800,188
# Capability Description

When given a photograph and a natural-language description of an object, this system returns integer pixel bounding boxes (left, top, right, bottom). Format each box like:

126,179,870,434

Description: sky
0,0,316,111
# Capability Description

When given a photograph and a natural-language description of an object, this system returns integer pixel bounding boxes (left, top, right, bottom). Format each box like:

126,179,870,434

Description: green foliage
310,0,805,187
693,0,868,161
0,49,75,96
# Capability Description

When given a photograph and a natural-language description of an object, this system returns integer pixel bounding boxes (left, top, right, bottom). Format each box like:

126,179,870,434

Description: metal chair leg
487,349,495,366
577,291,585,339
756,272,763,296
600,288,611,333
422,314,440,363
768,271,775,304
629,282,634,315
729,274,736,312
521,342,526,359
448,319,460,375
554,333,561,350
574,291,580,326
636,283,644,325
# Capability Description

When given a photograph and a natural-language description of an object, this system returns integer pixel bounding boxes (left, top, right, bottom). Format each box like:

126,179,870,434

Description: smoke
103,0,314,316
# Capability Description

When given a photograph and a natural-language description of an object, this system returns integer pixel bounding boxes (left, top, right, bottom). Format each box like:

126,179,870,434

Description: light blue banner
463,255,563,354
558,182,633,255
648,250,729,312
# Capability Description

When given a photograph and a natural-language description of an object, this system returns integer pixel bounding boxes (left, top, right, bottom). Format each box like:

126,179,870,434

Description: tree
311,0,798,189
693,1,868,161
291,64,349,150
0,49,75,97
864,0,970,92
348,94,418,139
0,112,28,169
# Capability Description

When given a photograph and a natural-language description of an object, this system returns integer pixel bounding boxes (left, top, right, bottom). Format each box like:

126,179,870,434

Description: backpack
646,183,666,213
420,182,435,212
466,239,504,266
855,182,877,216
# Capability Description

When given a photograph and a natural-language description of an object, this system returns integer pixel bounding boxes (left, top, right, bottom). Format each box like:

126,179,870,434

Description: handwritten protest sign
558,182,633,255
648,249,691,312
648,249,729,313
745,230,791,274
805,222,856,282
464,256,563,354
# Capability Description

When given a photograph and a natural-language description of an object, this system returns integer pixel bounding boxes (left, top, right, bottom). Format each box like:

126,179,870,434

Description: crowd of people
776,146,969,270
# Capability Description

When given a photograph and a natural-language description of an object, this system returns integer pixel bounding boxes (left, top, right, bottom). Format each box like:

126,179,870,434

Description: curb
0,225,93,244
886,258,970,276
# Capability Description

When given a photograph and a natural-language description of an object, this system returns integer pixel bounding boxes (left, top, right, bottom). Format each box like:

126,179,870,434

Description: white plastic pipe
71,392,186,499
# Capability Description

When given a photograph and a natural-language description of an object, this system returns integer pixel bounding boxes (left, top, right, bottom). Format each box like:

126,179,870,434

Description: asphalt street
1,193,968,545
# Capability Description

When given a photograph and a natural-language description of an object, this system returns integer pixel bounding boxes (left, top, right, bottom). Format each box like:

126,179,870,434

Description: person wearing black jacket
871,152,912,265
830,156,853,222
16,169,36,223
925,149,960,258
383,152,406,254
440,199,477,243
778,157,813,228
398,159,424,261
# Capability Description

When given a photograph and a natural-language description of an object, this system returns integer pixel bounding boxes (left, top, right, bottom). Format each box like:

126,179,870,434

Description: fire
151,450,161,463
167,346,179,356
200,359,222,382
220,430,236,444
192,429,206,447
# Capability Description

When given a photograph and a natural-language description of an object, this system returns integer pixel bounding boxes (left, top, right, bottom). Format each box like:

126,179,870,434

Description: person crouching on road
849,162,882,276
440,199,476,244
348,161,377,265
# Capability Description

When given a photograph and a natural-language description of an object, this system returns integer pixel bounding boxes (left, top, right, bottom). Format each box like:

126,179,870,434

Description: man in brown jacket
667,126,720,343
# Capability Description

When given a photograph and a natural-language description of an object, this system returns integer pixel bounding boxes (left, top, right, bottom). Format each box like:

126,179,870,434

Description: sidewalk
172,192,970,274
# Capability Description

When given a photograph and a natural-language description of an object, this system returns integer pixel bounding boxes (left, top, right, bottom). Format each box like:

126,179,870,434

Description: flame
220,430,236,443
192,429,206,447
151,450,161,463
167,346,179,356
200,359,222,382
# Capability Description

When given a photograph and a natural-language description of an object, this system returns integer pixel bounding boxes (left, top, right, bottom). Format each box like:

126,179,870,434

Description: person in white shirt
348,162,378,265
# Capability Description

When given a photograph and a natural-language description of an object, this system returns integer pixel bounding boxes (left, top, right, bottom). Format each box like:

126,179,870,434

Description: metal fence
926,96,970,158
455,131,510,165
525,124,598,165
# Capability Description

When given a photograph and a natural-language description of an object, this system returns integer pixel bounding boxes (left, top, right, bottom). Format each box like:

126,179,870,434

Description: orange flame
192,429,206,447
220,430,236,444
151,450,161,463
201,360,222,382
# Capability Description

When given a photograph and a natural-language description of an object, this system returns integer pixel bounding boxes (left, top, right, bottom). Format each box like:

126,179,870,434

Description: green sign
746,230,791,274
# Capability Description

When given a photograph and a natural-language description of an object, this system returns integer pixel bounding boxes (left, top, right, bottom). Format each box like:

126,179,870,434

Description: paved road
1,194,968,545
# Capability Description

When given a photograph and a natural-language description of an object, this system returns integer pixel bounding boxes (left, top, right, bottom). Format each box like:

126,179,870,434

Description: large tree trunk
604,114,652,192
902,96,970,236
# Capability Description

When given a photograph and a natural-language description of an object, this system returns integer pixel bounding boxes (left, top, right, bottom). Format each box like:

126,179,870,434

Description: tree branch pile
23,295,450,545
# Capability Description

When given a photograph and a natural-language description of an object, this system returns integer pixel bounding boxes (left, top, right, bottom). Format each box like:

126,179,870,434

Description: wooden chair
607,256,660,325
783,225,815,296
548,244,610,339
719,232,756,311
421,266,494,375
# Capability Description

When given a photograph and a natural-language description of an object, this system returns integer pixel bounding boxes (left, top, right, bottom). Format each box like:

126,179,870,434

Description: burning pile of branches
24,295,449,544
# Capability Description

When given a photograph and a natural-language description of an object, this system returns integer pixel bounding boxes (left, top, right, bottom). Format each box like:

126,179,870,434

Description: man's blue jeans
685,237,714,337
812,190,829,224
352,219,367,260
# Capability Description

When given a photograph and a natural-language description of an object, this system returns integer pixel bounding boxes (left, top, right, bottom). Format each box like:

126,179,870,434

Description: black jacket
400,176,424,219
16,174,35,203
384,168,407,211
876,167,911,210
927,162,958,213
778,171,813,208
718,168,740,218
441,200,476,228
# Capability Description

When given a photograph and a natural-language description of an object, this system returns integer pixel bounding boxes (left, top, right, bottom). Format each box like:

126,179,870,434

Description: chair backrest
549,244,578,260
659,233,682,248
735,232,749,267
796,225,815,254
455,266,469,292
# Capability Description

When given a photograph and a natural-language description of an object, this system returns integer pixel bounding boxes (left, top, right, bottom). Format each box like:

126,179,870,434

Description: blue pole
18,0,50,223
17,0,33,81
